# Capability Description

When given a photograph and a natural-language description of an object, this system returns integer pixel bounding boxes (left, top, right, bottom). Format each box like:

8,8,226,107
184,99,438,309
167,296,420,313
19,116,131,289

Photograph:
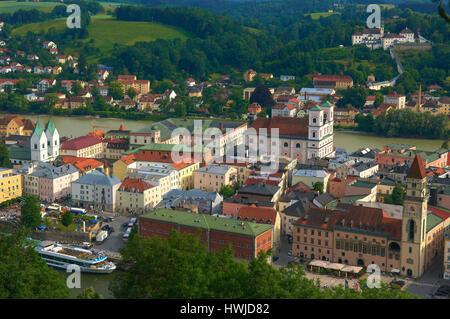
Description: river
9,114,446,152
57,269,118,298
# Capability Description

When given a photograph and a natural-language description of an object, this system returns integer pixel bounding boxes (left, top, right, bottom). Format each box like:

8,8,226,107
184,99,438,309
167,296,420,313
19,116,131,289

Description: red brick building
139,209,274,260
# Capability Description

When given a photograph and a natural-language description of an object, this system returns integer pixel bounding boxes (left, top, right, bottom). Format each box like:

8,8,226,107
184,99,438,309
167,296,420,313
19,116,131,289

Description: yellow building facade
116,177,162,213
175,161,200,190
0,168,22,204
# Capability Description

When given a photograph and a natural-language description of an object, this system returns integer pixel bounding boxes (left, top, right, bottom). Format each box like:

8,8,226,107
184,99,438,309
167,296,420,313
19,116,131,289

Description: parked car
287,250,292,257
272,256,279,262
122,222,128,228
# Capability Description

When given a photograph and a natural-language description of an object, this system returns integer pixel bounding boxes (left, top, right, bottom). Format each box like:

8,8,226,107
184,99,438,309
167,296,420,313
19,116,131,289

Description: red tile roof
171,158,197,170
236,205,277,225
406,155,426,179
60,135,102,150
62,157,104,173
119,177,154,193
117,75,136,81
244,176,281,186
313,75,353,82
378,103,397,111
294,205,401,240
286,181,314,193
120,154,136,165
250,117,309,138
383,33,404,38
428,206,450,220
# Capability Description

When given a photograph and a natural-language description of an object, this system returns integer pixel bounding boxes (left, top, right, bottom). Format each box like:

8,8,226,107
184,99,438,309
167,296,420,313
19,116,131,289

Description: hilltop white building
352,27,415,50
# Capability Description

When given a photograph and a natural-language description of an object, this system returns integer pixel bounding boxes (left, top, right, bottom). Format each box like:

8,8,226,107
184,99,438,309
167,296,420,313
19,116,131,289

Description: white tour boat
36,241,116,274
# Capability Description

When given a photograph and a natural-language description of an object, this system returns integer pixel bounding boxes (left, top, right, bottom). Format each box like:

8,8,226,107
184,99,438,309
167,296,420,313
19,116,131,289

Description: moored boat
36,241,116,274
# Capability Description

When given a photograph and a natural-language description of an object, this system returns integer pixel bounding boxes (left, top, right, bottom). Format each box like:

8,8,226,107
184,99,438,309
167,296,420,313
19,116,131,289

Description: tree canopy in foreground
0,230,71,298
110,230,420,299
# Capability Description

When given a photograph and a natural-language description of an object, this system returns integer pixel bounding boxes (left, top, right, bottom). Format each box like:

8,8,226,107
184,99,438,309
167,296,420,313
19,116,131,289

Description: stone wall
31,230,91,243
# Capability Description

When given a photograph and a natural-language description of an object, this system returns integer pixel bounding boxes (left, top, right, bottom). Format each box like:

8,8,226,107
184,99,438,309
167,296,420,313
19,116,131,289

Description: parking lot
93,212,135,252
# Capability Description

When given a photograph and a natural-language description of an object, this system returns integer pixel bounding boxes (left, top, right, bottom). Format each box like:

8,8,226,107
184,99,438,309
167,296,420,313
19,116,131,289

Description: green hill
12,15,191,60
0,1,60,13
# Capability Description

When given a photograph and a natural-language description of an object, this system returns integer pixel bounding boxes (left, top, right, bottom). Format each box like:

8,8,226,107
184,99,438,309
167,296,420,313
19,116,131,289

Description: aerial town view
0,0,449,312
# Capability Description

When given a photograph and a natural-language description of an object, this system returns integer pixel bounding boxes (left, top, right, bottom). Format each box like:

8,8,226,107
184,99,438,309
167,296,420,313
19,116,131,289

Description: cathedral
30,118,60,162
248,101,334,164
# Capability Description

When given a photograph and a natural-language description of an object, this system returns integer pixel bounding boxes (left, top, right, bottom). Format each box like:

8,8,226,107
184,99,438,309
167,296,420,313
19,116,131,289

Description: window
408,220,415,242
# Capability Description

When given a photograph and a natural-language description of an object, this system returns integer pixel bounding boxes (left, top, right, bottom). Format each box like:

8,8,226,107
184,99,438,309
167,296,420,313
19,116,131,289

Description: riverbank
334,128,449,141
1,114,446,152
333,131,445,152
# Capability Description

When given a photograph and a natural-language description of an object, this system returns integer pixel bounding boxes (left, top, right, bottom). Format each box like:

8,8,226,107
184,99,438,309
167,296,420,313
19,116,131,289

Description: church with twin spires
30,118,60,162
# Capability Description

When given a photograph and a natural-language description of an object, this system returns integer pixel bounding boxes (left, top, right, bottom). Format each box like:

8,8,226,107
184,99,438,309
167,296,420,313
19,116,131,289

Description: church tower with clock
400,154,428,278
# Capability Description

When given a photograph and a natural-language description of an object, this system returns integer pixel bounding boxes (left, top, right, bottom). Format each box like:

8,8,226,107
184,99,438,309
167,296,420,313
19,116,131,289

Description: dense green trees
313,182,324,194
107,6,396,83
76,287,103,299
109,230,419,299
127,87,137,100
0,230,71,298
108,81,124,100
20,196,42,229
61,211,74,228
384,185,404,205
0,143,9,168
336,87,368,109
355,109,448,139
